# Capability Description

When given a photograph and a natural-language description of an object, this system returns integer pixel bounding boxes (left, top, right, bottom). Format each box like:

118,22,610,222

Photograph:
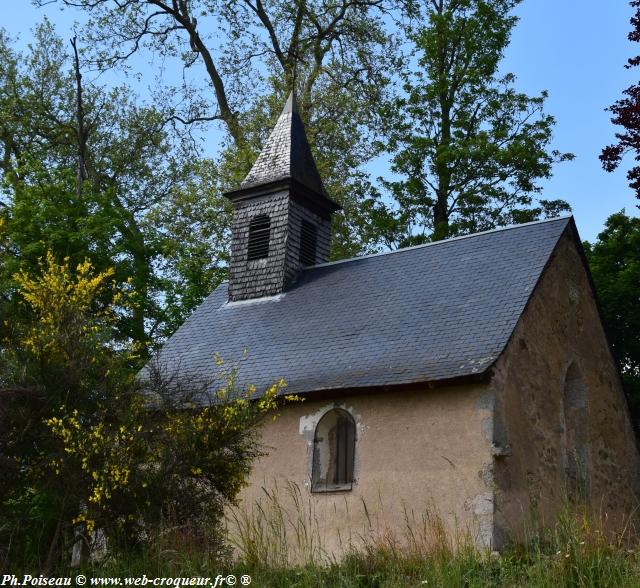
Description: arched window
311,408,356,492
247,215,271,260
299,220,317,266
561,363,590,502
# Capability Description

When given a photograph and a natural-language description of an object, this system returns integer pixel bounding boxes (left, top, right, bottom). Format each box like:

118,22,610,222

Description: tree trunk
42,492,67,574
433,98,452,241
71,36,89,198
432,1,453,242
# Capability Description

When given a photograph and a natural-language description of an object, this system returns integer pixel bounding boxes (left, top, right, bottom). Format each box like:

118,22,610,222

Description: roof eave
278,370,494,402
224,176,342,215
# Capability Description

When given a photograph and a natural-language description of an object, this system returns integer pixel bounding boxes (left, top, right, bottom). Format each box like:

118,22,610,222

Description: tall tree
0,22,207,350
382,0,573,245
600,0,640,205
584,211,640,426
37,0,404,256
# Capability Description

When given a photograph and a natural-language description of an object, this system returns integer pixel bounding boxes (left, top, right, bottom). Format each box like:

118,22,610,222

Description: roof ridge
307,216,572,270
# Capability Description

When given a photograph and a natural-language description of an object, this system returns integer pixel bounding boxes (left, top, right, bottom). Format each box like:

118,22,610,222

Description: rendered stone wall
490,228,640,546
230,385,495,560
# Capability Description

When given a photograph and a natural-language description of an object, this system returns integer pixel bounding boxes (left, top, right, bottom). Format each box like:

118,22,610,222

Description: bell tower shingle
224,92,341,302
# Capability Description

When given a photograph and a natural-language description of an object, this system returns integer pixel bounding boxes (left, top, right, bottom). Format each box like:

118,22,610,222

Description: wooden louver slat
247,215,271,260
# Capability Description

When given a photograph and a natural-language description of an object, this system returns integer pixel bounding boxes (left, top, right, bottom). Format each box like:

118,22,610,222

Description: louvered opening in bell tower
299,220,318,266
247,215,271,260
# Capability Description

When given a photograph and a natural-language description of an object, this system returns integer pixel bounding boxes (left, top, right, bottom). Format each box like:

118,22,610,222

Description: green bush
0,254,287,571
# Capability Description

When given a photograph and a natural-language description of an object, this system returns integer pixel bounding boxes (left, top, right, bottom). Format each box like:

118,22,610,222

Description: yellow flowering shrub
0,252,135,568
15,253,120,358
1,251,296,564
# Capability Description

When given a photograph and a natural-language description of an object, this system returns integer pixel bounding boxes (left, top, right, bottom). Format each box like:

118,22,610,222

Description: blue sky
502,0,639,242
4,0,639,242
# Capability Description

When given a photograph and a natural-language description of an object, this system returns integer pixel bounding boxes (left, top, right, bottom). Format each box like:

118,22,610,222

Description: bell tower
224,93,341,301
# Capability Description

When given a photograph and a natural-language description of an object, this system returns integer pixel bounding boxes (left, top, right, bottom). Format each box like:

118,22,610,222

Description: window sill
311,482,353,493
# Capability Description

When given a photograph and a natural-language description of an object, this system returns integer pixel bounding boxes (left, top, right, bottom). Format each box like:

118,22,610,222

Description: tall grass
224,484,640,587
228,481,325,566
228,482,476,567
16,485,640,587
226,507,640,587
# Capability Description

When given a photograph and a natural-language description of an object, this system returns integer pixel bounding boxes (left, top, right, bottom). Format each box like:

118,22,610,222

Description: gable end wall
489,227,640,546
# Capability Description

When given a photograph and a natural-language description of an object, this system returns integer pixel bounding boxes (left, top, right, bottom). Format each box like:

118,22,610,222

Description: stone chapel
153,93,640,553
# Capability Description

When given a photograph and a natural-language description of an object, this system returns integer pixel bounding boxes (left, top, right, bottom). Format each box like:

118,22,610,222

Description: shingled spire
240,93,327,196
225,92,341,302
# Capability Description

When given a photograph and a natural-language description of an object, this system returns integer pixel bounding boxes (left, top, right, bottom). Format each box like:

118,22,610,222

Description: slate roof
151,217,572,398
240,93,327,196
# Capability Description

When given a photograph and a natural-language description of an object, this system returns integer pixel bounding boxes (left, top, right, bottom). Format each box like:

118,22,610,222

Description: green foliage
584,211,640,423
0,253,134,570
0,22,226,352
149,159,233,335
0,253,290,570
382,0,574,244
35,0,403,257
